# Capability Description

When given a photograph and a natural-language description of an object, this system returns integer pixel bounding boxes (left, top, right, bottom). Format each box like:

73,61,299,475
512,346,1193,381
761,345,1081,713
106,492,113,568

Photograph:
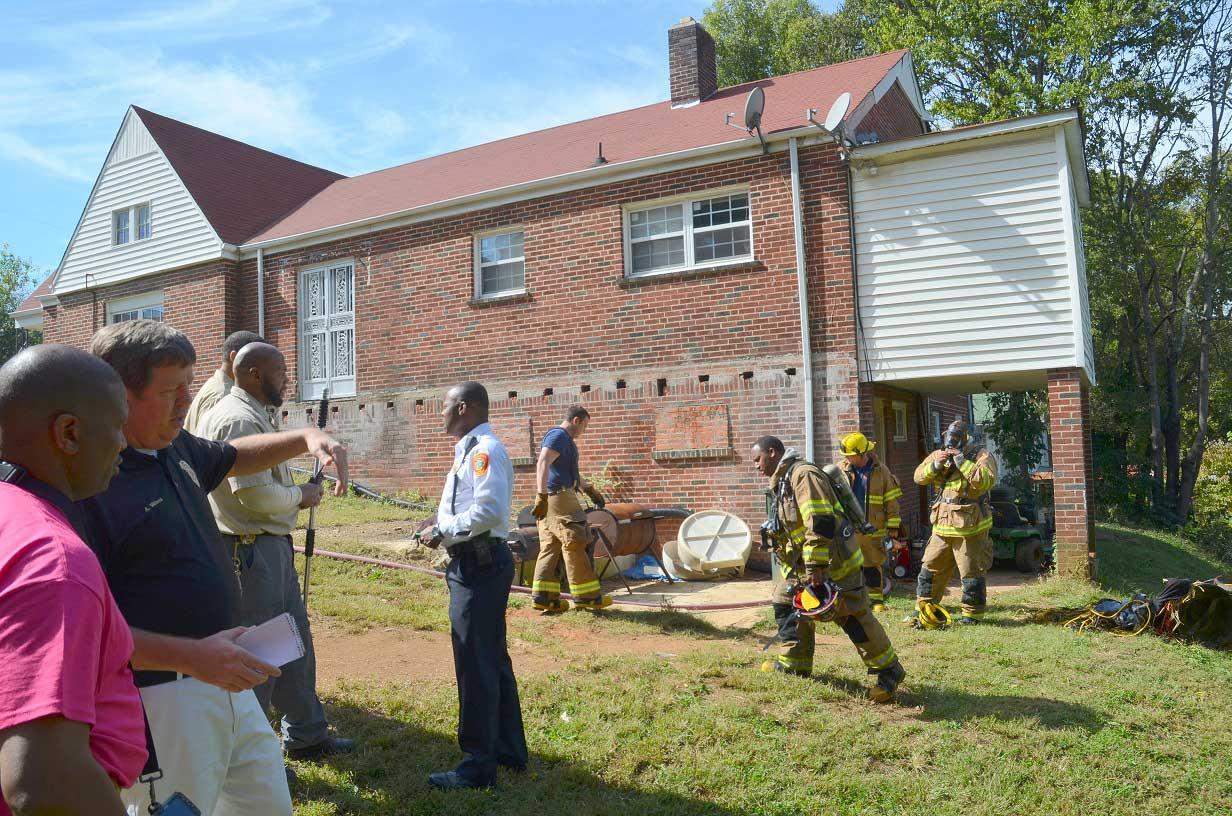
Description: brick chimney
669,17,717,108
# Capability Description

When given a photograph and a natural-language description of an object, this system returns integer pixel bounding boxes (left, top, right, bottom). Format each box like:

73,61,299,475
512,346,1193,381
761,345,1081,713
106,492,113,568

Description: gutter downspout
789,137,815,461
256,247,265,336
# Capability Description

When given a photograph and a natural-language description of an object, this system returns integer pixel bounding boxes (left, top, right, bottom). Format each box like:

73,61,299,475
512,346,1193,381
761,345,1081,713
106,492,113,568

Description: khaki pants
532,491,601,601
856,533,886,604
770,546,899,676
916,533,993,617
122,679,290,816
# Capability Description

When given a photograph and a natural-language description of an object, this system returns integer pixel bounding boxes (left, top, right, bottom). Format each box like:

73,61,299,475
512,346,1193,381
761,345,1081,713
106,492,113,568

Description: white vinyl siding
852,129,1092,386
623,189,751,277
54,111,222,294
106,291,164,323
298,261,356,399
474,229,526,298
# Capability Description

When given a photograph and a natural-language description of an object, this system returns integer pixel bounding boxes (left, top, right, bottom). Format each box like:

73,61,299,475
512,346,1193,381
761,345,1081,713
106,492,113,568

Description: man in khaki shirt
184,330,263,434
197,341,355,760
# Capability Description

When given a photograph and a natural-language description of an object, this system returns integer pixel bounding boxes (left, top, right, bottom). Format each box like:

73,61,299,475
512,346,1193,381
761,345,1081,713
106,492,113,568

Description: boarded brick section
1048,367,1094,578
653,404,731,459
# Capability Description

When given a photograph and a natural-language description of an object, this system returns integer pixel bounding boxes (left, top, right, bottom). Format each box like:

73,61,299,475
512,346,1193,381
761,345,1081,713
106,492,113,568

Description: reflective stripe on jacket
914,448,997,538
837,453,903,539
769,451,864,581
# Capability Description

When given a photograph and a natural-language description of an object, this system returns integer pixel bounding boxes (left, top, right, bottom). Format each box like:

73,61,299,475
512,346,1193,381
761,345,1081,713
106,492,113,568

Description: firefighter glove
584,485,606,509
952,451,966,467
532,492,549,520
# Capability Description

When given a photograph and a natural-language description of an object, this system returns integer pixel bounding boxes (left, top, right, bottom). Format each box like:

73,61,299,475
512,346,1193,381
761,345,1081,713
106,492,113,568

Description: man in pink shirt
0,345,145,816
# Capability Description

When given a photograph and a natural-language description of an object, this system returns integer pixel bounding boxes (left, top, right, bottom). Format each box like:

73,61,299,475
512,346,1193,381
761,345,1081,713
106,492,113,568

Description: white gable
850,112,1094,393
53,109,223,295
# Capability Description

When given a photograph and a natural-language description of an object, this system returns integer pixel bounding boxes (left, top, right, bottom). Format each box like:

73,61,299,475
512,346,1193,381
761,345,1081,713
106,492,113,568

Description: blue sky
0,0,740,279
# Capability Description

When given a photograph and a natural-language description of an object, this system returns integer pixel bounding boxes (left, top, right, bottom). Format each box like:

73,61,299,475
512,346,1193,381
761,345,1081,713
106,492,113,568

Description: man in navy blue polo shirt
81,320,350,816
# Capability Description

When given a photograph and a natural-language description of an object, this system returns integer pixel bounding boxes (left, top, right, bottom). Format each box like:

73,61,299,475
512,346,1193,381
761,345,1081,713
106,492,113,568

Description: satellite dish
824,91,852,133
743,86,765,130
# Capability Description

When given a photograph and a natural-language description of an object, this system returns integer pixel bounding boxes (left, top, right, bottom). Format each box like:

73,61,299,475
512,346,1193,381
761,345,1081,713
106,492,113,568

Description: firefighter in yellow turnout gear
911,419,998,625
751,436,906,702
531,406,612,613
836,432,904,612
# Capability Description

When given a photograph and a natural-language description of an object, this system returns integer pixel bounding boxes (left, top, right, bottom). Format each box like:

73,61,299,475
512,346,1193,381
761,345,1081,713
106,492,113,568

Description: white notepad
235,613,306,668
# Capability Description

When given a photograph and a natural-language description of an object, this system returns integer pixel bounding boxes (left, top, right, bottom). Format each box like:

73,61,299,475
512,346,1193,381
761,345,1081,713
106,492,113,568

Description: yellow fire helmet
838,431,875,456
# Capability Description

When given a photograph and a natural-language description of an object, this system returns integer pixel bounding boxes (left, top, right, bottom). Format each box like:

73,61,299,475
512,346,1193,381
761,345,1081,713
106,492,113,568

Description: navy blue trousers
446,542,528,784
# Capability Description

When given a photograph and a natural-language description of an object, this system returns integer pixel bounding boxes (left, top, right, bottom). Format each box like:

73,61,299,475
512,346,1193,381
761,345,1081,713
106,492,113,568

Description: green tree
702,0,872,87
984,391,1049,495
0,245,42,365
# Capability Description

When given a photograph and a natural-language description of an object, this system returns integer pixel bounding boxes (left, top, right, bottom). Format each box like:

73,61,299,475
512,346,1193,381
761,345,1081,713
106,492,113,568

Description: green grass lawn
287,520,1232,816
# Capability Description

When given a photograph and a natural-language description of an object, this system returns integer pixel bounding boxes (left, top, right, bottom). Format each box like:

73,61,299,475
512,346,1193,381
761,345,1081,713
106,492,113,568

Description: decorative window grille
299,261,356,399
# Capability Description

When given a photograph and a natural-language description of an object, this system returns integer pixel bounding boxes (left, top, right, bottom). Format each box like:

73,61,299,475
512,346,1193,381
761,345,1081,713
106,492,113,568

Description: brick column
1047,368,1095,579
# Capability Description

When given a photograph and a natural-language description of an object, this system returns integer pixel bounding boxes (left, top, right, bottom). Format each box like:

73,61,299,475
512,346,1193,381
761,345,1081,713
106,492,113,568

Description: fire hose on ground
288,468,773,612
292,544,773,612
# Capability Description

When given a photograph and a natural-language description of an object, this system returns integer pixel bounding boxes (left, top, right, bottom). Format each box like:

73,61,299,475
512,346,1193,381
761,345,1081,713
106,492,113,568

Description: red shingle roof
15,274,54,314
133,107,344,246
249,49,911,244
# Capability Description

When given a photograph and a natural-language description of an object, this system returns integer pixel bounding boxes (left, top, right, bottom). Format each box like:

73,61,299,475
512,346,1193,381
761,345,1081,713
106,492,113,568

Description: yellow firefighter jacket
769,451,865,583
913,447,997,538
837,453,904,542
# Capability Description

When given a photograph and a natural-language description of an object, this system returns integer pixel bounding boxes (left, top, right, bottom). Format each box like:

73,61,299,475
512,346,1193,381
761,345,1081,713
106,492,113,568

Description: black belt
444,534,506,559
134,670,190,688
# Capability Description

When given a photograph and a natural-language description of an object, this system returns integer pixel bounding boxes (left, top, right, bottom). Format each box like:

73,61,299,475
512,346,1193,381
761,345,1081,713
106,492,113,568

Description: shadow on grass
908,683,1105,731
597,607,752,639
1096,525,1227,598
293,699,753,816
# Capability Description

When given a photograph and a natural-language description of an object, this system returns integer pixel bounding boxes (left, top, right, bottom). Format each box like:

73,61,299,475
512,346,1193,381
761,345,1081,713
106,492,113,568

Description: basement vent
616,379,627,390
657,378,668,396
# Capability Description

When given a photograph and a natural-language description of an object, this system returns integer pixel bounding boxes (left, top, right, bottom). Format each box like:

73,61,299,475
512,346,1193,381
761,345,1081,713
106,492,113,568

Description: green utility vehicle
989,485,1052,572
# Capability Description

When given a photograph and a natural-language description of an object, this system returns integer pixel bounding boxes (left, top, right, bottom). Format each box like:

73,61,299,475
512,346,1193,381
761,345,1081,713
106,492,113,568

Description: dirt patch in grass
313,615,742,686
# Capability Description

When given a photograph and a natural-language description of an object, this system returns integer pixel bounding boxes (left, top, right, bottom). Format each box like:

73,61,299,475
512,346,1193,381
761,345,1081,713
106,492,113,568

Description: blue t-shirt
541,426,579,491
851,459,874,508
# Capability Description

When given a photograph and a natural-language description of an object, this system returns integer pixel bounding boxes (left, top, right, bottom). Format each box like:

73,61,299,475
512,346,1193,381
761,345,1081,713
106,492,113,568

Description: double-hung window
298,261,356,399
474,229,526,298
625,190,751,277
112,203,152,246
106,291,164,324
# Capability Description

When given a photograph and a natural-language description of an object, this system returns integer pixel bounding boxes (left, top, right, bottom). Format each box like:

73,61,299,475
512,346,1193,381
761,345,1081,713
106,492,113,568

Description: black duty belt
134,670,191,688
445,534,507,560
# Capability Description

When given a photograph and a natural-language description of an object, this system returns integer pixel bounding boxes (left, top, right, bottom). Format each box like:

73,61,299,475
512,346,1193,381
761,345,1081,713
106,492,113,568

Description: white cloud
0,131,94,183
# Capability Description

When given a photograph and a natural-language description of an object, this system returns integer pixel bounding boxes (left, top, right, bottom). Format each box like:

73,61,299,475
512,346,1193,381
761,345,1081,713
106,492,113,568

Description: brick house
14,18,1096,576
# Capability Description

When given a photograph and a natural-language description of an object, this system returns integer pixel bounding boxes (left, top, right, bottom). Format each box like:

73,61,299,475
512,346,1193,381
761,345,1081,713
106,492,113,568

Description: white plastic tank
675,511,752,576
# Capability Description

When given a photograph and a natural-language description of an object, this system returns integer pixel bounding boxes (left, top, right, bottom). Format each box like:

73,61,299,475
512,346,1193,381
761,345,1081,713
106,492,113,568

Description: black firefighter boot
869,661,907,703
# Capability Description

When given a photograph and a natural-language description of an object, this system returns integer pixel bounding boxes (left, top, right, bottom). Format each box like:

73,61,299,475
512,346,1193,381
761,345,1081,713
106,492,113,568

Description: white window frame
931,410,942,446
112,202,152,246
622,185,753,279
298,259,356,400
106,291,164,324
473,227,527,299
892,400,908,442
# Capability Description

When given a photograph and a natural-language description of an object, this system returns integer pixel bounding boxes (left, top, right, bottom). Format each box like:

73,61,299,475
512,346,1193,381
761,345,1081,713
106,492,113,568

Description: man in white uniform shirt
416,381,527,790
